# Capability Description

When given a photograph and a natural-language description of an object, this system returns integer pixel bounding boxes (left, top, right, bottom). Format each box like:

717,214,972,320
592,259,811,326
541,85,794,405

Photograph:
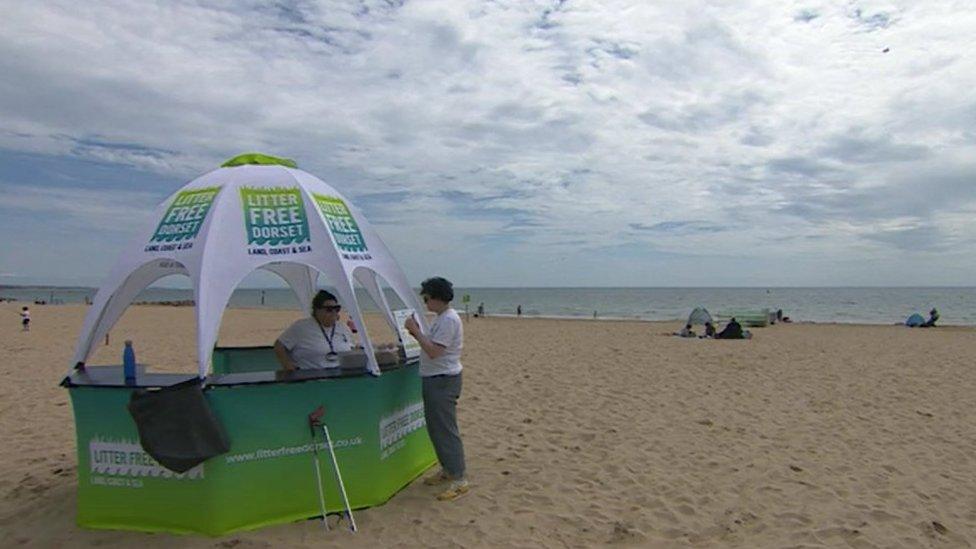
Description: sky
1,0,975,288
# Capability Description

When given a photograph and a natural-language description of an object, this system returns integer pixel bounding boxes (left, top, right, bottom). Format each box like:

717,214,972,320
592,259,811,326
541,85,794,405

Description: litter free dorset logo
241,187,310,246
313,194,369,256
150,187,220,243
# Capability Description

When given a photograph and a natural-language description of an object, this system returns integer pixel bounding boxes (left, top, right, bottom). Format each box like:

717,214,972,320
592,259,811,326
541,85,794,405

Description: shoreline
14,302,972,329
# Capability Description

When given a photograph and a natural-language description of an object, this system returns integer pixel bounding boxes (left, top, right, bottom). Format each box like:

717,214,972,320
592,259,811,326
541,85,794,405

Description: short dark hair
420,277,454,302
311,290,338,313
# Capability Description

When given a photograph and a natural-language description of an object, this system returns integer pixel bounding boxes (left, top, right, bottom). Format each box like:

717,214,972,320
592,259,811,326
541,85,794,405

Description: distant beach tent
686,307,713,326
70,152,427,377
905,313,925,327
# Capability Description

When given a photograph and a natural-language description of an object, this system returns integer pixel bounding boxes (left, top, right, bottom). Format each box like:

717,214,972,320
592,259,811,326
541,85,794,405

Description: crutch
307,406,329,531
312,404,358,532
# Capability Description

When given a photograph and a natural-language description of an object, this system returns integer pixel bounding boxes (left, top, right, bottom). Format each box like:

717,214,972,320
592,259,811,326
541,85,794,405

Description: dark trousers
422,374,466,479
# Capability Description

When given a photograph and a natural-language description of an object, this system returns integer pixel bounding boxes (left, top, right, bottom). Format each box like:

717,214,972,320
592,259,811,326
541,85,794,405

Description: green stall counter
64,359,436,535
211,346,278,374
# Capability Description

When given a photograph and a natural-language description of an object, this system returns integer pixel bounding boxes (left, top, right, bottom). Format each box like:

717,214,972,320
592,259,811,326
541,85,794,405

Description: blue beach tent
905,313,925,327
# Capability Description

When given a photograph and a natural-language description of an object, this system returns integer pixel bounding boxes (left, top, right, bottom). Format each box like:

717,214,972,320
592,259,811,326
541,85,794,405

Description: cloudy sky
1,0,975,287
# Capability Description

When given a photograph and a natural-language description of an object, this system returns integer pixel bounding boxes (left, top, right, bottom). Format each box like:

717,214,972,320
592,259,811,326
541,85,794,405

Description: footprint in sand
608,521,646,544
773,512,812,526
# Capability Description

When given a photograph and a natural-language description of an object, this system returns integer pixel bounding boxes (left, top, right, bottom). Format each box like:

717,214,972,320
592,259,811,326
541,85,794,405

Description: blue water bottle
123,340,137,385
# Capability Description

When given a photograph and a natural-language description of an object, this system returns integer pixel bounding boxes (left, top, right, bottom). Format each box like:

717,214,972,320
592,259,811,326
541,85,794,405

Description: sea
2,286,975,326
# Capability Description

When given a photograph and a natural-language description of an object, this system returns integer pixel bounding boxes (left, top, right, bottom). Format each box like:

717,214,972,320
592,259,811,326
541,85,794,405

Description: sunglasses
319,305,342,312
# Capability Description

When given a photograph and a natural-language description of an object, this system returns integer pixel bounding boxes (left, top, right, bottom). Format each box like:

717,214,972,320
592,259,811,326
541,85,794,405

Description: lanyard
317,321,337,355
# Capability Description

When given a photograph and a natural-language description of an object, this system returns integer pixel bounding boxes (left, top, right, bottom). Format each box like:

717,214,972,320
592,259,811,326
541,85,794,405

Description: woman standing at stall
405,276,469,501
274,290,354,370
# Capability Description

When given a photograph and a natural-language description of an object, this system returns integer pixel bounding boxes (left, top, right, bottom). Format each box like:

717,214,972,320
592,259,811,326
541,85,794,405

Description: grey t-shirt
419,308,463,377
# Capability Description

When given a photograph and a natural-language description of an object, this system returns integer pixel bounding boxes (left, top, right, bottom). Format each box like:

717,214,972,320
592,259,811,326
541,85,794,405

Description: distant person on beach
922,308,940,328
20,306,30,332
703,321,716,338
404,276,468,501
477,302,484,317
274,290,354,371
517,304,522,317
716,317,744,339
677,323,696,338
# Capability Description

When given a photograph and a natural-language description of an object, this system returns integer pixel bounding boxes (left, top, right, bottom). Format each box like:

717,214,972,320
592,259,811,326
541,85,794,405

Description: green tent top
221,153,297,168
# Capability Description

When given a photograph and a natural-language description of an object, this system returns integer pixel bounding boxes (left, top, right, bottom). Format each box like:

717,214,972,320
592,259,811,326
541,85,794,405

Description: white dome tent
71,153,426,377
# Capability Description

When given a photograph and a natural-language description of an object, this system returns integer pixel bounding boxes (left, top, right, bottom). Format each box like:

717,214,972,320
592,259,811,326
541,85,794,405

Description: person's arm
404,316,447,359
274,340,297,371
345,318,361,348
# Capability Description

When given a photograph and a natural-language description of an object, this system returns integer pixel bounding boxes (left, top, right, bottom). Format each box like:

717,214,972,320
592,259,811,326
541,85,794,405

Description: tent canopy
71,153,427,377
686,306,713,326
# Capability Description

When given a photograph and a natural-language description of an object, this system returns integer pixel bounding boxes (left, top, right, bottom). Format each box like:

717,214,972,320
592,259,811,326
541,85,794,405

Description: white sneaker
436,479,470,501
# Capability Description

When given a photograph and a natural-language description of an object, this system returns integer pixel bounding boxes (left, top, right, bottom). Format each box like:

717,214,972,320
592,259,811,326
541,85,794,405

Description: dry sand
2,302,976,548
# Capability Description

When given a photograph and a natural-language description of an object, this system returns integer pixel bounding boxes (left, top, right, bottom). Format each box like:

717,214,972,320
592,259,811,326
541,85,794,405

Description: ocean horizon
3,285,974,326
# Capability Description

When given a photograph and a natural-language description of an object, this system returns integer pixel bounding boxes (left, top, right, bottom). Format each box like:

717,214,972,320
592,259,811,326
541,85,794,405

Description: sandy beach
2,302,976,547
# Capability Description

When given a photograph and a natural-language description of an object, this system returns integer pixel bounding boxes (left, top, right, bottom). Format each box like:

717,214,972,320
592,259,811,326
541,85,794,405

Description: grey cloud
561,72,582,85
850,7,896,32
0,182,158,232
438,189,531,204
817,133,930,164
629,221,725,234
264,1,312,25
402,20,482,73
350,190,411,206
639,20,761,86
767,157,840,177
774,162,976,225
891,96,976,137
503,218,545,229
489,102,546,123
740,127,774,147
794,10,820,23
586,39,640,64
639,91,767,133
862,225,948,252
450,115,594,154
245,1,392,55
904,54,959,78
72,137,176,159
4,134,185,175
533,0,569,31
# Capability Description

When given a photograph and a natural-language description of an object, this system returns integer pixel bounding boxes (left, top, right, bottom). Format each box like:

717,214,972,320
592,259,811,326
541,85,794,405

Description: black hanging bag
127,377,231,473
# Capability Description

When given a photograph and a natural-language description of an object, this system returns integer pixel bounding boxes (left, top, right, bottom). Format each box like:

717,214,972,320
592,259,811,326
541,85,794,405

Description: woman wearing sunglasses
274,290,355,371
404,276,468,501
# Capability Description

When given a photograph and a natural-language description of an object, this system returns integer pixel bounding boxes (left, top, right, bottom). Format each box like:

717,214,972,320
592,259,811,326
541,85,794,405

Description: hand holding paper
404,314,420,337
